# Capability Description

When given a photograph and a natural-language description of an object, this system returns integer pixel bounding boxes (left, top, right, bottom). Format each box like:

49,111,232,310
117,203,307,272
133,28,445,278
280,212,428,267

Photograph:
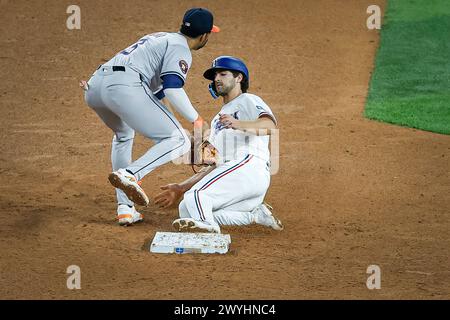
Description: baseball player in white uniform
154,56,283,233
80,8,219,226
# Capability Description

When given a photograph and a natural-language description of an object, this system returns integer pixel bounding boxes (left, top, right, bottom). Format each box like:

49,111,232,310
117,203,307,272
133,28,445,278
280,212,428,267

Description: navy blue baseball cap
180,8,220,38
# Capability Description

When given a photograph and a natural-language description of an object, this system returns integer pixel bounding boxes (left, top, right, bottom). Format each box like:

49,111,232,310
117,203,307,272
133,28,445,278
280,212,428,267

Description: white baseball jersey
208,93,277,163
106,32,192,93
177,93,277,230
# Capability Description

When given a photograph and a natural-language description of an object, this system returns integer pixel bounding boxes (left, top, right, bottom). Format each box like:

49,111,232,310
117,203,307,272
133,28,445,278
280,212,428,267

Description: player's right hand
154,183,185,209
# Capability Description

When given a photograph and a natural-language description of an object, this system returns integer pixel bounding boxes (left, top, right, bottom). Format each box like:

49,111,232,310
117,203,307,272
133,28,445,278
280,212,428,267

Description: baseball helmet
203,56,249,82
203,56,249,99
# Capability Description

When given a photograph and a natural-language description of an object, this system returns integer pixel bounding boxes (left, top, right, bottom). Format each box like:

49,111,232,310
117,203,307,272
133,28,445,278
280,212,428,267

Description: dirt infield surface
1,0,449,299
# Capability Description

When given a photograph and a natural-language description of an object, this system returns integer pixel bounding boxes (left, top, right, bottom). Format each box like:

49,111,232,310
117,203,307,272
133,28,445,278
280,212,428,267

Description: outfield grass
364,0,450,135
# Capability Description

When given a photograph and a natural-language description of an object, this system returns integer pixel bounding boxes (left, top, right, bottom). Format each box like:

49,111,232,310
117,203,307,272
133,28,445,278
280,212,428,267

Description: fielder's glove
190,137,218,173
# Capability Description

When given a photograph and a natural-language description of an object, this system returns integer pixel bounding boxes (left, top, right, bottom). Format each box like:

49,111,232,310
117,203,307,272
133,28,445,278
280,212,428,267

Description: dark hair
180,29,209,39
231,71,249,93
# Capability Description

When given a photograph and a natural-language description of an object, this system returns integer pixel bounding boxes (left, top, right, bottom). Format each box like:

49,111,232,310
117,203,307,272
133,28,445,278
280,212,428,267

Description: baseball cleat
108,169,149,206
252,202,284,231
172,218,221,234
116,204,144,226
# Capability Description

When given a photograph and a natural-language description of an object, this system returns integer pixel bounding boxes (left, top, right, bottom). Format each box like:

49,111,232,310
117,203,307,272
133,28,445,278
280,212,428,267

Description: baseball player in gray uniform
81,8,219,226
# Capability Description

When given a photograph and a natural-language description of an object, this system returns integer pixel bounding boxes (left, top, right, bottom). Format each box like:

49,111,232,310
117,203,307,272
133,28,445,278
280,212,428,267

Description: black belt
97,65,126,72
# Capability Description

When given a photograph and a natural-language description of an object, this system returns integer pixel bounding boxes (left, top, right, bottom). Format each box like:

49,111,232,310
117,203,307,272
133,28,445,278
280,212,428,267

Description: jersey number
120,32,166,56
120,38,148,55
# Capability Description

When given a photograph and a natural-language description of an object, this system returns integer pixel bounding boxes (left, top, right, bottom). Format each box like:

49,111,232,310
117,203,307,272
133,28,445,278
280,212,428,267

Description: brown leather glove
190,137,218,166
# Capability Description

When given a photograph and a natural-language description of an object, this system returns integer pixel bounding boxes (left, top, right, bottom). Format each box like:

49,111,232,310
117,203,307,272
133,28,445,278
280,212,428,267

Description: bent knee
179,134,191,155
171,130,191,156
178,200,190,218
183,189,196,203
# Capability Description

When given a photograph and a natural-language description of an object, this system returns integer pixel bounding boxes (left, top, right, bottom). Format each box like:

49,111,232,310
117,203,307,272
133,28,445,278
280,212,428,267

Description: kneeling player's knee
183,189,196,204
183,189,204,213
178,200,190,218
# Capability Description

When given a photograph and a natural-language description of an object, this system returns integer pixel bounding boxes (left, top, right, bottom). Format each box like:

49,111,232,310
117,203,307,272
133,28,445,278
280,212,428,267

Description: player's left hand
79,80,89,91
219,114,240,130
154,183,185,209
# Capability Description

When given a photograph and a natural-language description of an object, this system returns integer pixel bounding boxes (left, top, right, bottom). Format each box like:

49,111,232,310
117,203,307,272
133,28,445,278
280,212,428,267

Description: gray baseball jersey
85,32,194,208
106,32,192,93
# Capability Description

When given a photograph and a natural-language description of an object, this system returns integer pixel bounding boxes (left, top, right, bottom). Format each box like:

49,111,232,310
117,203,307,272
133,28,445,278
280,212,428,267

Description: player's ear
236,73,243,83
199,33,208,42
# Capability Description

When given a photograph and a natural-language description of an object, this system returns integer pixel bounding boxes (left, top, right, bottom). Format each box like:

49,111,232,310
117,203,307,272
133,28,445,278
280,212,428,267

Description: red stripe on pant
194,155,253,221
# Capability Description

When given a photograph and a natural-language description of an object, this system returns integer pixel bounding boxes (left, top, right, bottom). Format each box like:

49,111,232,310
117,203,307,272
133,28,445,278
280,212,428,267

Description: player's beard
215,82,234,96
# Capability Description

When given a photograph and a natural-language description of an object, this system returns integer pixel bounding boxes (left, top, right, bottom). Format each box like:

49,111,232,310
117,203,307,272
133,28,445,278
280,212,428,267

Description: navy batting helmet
203,56,249,99
203,56,249,82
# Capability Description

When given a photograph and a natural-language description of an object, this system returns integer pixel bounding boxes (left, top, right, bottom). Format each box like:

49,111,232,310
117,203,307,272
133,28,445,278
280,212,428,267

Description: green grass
364,0,450,135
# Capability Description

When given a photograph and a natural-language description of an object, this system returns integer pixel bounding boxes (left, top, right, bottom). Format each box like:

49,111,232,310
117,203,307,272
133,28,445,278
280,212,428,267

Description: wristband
193,116,204,128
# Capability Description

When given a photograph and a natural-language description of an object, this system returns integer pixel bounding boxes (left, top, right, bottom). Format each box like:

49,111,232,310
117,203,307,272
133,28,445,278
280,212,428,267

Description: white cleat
108,168,149,206
172,218,221,234
252,203,284,231
117,204,144,226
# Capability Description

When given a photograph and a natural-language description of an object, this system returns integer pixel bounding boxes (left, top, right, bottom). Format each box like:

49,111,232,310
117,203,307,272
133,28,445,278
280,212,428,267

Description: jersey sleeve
240,96,277,125
160,44,192,84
